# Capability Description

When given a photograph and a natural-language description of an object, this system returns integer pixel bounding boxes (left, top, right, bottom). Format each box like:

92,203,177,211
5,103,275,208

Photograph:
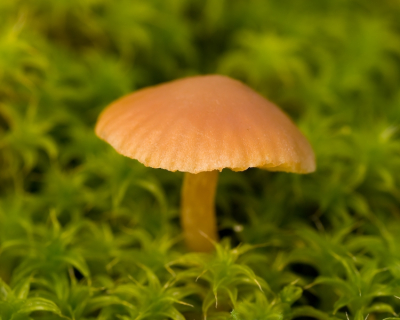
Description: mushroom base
181,171,219,252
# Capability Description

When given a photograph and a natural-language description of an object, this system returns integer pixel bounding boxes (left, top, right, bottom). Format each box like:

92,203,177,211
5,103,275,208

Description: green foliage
1,0,400,319
0,277,61,320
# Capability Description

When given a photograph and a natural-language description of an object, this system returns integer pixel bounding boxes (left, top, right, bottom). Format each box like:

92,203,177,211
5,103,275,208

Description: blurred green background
1,0,400,319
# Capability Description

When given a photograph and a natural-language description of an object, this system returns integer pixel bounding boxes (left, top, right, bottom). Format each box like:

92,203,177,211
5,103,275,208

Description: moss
1,0,400,319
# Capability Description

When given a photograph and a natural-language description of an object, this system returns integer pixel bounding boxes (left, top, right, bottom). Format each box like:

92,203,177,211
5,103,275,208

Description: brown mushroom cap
95,75,315,174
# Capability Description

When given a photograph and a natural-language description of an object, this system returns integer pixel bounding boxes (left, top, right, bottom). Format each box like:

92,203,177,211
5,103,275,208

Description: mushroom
95,75,315,252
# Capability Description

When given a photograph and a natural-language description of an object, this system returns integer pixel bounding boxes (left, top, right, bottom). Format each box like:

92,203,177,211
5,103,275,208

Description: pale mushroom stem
181,170,219,252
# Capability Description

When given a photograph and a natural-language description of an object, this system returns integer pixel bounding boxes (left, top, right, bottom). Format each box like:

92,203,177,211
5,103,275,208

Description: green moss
1,0,400,319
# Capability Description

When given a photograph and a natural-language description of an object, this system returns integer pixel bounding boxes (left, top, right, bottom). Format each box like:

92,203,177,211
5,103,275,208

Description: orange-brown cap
95,75,316,174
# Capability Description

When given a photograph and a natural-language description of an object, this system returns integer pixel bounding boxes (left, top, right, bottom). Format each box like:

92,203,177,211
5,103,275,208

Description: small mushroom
95,75,315,252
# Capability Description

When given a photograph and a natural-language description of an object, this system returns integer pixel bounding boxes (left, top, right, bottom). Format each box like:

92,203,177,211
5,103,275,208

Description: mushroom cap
95,75,316,174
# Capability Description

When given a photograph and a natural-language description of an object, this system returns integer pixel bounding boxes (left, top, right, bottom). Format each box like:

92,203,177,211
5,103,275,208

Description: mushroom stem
181,171,219,252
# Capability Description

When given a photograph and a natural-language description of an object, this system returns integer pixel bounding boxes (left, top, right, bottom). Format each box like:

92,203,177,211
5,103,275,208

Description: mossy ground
1,0,400,319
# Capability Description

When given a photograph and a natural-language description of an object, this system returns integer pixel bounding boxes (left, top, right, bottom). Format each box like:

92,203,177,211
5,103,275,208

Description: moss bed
1,1,400,319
